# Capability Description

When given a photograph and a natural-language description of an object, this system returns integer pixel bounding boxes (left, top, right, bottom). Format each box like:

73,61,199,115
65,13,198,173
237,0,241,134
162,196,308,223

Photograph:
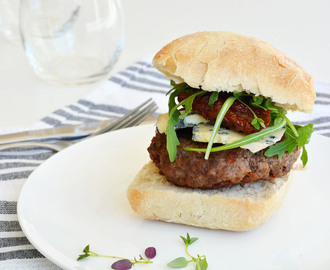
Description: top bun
153,31,315,113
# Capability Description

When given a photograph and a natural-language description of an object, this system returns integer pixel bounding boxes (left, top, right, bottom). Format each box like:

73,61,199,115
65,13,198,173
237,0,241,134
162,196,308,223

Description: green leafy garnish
251,117,265,129
208,92,219,108
165,81,206,162
165,83,313,166
233,91,266,130
204,96,236,159
265,124,313,166
167,233,207,270
166,80,191,96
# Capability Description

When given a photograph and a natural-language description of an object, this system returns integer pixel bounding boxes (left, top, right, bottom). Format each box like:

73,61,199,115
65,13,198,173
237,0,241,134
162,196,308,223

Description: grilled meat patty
148,130,300,189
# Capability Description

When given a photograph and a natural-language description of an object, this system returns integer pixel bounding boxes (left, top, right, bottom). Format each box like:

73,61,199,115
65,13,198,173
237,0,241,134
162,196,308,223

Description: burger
127,31,315,231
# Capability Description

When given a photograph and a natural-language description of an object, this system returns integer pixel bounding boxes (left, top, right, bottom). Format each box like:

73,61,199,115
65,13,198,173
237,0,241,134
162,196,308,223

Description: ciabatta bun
127,161,294,231
153,31,315,113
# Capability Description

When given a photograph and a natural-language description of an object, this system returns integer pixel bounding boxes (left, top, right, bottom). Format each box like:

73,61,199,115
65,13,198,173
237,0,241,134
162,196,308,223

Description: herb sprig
77,245,156,270
167,233,208,270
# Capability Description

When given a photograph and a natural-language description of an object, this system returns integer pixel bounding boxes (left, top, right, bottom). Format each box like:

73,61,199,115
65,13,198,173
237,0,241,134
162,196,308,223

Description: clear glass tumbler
20,0,124,85
0,0,20,43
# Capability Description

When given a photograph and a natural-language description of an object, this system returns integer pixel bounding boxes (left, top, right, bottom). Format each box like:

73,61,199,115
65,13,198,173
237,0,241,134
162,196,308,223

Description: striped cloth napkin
0,57,329,269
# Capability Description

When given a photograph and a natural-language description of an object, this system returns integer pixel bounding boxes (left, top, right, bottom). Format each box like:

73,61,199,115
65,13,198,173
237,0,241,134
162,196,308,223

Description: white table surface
0,0,329,129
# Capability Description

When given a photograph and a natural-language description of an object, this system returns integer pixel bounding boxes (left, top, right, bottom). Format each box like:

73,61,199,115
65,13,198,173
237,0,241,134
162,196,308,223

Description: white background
0,0,329,128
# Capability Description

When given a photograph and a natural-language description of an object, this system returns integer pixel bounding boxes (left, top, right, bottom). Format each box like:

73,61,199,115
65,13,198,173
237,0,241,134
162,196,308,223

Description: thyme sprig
167,233,208,270
77,245,155,270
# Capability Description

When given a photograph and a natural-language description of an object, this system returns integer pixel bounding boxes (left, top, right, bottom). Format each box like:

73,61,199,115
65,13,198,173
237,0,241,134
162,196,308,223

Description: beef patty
148,131,300,189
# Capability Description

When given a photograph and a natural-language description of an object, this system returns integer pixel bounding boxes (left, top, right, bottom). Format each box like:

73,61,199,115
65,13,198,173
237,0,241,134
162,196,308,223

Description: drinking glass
19,0,124,85
0,0,20,43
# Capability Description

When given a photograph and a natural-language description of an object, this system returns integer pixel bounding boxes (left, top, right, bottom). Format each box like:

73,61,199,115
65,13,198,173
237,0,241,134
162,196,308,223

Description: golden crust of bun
127,161,294,231
153,31,315,113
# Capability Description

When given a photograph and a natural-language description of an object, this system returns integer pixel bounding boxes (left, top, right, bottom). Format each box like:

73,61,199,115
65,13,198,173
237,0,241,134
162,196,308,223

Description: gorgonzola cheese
192,123,285,153
156,113,209,134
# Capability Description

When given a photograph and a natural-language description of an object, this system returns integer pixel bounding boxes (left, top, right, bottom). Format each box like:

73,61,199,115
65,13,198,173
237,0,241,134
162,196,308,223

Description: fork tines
92,99,158,137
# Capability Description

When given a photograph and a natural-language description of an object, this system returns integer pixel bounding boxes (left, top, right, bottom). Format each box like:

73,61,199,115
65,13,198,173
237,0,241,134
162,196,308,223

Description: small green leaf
77,254,89,261
83,245,90,253
186,233,191,243
264,137,297,159
233,91,246,99
301,146,308,167
296,124,313,147
208,92,219,108
167,257,189,268
189,237,198,245
167,80,190,96
166,115,180,162
180,235,188,245
251,118,259,129
252,96,264,106
196,258,208,270
258,118,266,128
274,117,282,126
182,233,198,246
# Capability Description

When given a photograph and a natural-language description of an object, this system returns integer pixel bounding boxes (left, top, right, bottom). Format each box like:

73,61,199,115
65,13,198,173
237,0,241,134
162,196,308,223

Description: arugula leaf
296,124,313,146
166,114,181,162
233,91,268,130
264,132,297,159
233,90,248,99
208,92,219,108
251,95,264,107
204,96,236,159
265,124,313,166
301,146,308,166
166,88,206,162
251,117,265,130
166,80,190,96
166,83,313,167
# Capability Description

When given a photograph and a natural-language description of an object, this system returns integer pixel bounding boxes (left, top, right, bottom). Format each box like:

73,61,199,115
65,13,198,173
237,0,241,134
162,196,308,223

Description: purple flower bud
145,247,156,259
111,259,132,270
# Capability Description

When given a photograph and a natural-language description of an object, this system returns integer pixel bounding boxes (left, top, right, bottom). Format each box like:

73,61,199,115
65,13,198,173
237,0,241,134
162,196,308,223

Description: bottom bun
127,161,294,231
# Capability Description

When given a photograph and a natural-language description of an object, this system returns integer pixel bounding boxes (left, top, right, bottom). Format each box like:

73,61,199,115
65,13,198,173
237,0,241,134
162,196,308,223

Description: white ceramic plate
18,125,330,270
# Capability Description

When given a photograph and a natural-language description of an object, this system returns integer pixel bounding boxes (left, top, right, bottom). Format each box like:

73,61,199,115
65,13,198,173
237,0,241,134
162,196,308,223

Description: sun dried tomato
178,92,271,134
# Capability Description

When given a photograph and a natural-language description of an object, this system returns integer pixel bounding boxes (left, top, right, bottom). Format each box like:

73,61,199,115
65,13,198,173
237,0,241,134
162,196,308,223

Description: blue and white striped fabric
0,57,329,269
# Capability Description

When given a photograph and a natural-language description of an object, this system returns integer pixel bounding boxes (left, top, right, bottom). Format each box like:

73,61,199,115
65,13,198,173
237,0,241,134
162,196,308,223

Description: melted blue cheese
192,123,285,153
157,113,209,134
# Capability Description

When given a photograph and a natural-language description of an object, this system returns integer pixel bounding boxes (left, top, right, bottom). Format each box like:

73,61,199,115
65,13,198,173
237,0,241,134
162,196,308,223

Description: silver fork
0,99,157,152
